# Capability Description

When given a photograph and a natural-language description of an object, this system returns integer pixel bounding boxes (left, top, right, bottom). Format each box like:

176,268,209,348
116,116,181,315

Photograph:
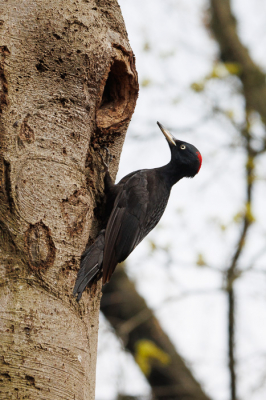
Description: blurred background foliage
96,1,266,400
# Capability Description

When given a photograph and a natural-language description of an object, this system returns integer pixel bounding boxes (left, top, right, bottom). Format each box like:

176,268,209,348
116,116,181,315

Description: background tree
102,264,211,400
0,1,138,398
210,1,266,399
96,1,266,400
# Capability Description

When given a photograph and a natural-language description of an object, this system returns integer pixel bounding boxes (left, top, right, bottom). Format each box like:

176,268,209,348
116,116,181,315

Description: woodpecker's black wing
102,171,149,283
73,230,105,301
102,169,170,283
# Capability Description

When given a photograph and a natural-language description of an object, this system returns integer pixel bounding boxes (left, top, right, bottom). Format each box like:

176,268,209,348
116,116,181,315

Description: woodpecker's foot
100,147,113,172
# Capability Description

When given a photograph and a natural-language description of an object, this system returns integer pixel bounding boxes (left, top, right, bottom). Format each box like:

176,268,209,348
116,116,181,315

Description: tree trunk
0,1,138,399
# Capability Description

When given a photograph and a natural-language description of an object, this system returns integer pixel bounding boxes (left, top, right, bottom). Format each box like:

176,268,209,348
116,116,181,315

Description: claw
100,147,112,172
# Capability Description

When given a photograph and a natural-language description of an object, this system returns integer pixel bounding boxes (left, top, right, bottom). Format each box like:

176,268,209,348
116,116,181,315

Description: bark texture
101,265,211,400
0,1,138,399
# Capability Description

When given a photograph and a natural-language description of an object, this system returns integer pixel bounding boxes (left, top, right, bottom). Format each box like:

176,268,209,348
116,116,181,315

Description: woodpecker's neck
156,161,184,188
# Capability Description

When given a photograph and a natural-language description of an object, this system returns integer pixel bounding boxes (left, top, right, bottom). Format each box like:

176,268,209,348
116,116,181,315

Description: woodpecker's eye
180,144,186,150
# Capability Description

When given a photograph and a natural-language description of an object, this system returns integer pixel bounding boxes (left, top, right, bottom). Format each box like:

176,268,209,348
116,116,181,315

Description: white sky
96,1,266,399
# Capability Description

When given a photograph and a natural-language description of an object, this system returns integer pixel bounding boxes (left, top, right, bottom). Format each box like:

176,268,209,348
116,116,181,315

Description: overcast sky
96,1,266,399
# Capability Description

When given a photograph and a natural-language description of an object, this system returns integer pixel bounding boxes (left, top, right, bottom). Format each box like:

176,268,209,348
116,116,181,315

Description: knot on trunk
19,114,35,144
26,221,56,270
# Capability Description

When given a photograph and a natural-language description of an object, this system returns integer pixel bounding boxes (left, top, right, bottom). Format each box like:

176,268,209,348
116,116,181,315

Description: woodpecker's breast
140,171,170,240
143,195,169,236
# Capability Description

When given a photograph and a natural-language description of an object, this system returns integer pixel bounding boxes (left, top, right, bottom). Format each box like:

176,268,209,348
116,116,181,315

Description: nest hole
100,60,126,110
96,58,138,130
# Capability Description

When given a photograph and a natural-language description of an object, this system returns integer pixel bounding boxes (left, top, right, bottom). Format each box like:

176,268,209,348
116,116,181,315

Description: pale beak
157,122,176,146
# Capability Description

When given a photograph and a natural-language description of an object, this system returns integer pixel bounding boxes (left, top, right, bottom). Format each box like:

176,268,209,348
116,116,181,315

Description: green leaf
141,78,152,88
223,62,242,76
191,82,205,92
135,340,170,376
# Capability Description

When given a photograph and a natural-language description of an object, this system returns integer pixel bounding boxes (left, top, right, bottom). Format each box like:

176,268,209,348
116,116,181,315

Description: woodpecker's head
157,121,202,178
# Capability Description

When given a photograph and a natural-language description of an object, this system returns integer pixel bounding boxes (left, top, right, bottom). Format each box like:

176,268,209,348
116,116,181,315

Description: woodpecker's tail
73,230,105,301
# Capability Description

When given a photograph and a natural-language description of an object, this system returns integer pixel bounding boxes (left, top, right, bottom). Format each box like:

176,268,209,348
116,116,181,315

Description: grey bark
0,1,138,399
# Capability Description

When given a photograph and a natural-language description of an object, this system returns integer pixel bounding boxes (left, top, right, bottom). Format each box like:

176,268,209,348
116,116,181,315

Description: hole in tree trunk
100,60,126,110
96,52,138,131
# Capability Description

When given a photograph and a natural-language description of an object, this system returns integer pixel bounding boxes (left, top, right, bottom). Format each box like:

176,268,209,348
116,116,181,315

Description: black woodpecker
73,122,202,300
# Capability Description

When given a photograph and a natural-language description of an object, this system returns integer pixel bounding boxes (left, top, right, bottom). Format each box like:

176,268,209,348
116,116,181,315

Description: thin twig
225,127,255,400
